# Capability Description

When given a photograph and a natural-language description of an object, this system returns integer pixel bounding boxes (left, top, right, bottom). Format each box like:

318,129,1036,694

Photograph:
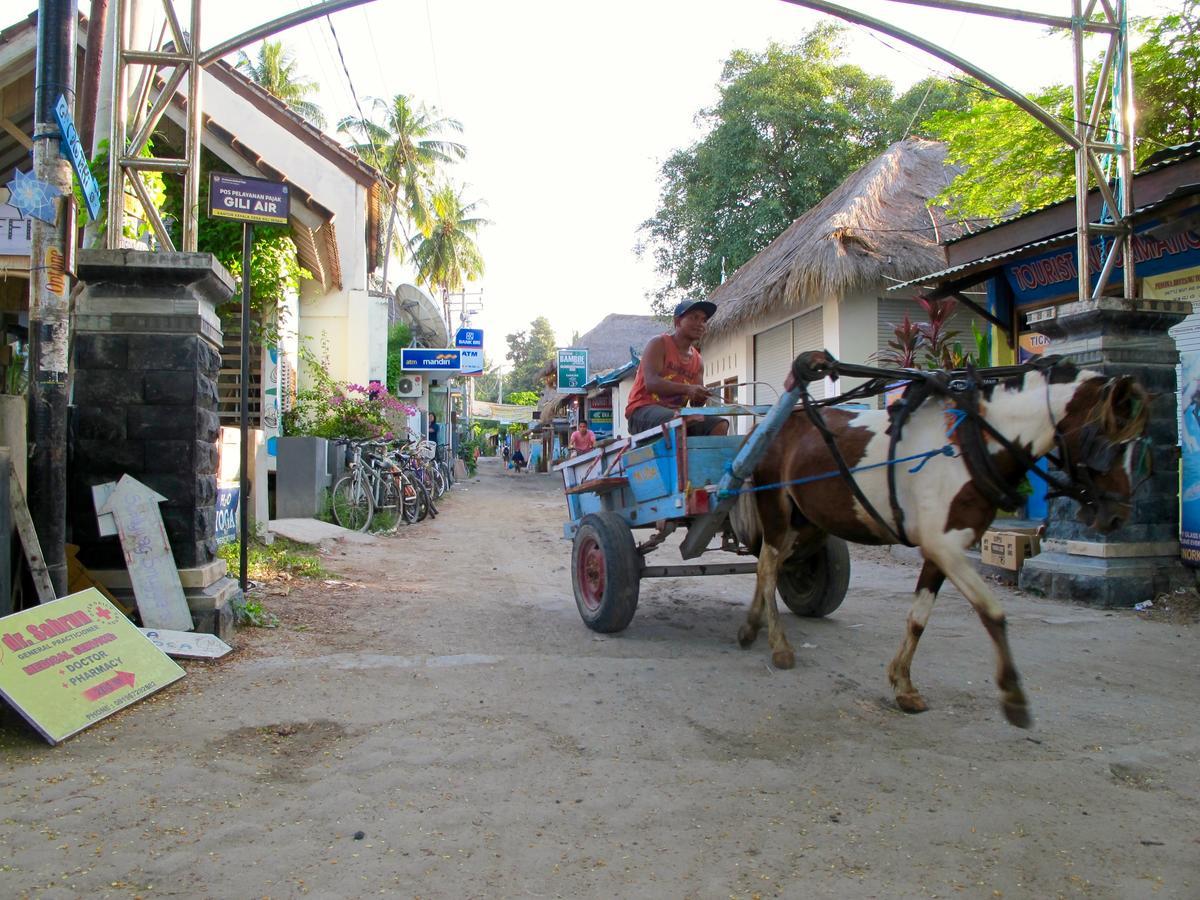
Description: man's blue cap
673,299,717,320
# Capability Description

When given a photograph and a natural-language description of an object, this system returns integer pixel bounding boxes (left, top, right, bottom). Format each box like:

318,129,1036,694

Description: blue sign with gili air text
54,95,101,221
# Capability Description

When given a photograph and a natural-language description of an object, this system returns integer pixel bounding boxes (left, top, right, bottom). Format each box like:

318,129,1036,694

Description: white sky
135,0,1180,365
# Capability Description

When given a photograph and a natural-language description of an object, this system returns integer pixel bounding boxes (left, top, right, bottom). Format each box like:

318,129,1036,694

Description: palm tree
411,183,488,316
235,40,326,129
338,95,466,290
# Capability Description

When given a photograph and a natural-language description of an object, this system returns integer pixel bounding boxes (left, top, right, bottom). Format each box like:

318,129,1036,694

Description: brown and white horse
737,353,1150,728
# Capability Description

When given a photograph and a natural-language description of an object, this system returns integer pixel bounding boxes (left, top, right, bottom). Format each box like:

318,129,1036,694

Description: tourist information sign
0,589,185,744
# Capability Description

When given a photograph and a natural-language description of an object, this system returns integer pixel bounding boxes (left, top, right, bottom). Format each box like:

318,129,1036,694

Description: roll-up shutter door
754,322,792,405
877,296,979,365
792,308,825,400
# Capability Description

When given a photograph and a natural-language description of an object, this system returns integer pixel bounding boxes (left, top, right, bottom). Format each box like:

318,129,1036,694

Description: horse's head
1055,373,1151,533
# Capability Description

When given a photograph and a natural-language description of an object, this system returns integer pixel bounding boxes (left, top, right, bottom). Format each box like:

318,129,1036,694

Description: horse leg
926,550,1032,729
739,532,798,669
886,559,945,714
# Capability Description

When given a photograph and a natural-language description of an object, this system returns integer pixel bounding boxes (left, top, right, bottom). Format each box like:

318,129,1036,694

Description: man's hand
687,383,712,404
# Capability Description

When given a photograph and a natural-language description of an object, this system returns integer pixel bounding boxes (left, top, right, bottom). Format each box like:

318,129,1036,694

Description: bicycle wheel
331,474,374,532
432,462,448,499
399,472,421,525
412,478,433,522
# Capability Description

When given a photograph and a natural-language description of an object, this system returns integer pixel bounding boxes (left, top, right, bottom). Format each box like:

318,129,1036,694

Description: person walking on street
569,419,597,456
625,300,728,436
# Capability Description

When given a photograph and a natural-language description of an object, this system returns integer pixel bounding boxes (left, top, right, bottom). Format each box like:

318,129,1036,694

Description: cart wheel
778,537,850,618
572,512,641,633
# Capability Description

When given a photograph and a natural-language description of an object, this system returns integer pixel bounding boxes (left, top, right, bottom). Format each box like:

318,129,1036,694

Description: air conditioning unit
395,373,424,398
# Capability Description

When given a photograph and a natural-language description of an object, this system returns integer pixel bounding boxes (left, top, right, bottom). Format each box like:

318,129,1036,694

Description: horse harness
788,351,1147,547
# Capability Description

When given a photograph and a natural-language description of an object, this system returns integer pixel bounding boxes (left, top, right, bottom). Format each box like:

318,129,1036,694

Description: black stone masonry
69,250,239,635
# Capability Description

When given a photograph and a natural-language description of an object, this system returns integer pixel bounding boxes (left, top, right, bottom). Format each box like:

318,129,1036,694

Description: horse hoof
895,692,928,714
772,648,795,670
737,624,758,648
1004,701,1033,729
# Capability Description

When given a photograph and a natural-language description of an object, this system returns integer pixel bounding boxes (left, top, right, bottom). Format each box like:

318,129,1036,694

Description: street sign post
557,348,588,394
53,95,101,221
400,348,483,374
207,173,289,592
455,328,483,348
208,172,290,225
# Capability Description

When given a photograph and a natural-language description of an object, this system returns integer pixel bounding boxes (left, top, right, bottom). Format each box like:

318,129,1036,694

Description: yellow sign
1143,264,1200,304
0,589,185,745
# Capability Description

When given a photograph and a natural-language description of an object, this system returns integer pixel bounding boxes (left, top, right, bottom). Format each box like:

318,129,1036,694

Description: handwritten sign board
0,589,185,744
53,95,101,221
139,628,231,660
97,476,193,631
557,348,588,394
208,172,290,226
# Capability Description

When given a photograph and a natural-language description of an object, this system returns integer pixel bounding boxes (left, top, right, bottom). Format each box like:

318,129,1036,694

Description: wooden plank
9,458,55,603
563,477,629,496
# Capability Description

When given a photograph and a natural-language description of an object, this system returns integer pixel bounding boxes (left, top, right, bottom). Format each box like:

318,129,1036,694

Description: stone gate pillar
1019,296,1194,607
69,250,240,637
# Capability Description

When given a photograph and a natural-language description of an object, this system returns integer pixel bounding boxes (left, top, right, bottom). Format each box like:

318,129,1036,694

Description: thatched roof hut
705,138,963,342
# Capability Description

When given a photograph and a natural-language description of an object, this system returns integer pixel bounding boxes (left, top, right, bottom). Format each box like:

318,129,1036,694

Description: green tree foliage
337,95,466,283
926,5,1200,220
236,40,326,129
505,390,539,406
504,316,558,395
410,184,488,297
639,25,974,312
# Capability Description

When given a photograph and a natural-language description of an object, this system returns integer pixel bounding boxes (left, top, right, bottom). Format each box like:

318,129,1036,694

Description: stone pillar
1019,296,1193,607
70,250,240,637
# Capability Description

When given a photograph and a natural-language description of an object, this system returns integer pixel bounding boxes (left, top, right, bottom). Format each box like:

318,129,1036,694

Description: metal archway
783,0,1137,301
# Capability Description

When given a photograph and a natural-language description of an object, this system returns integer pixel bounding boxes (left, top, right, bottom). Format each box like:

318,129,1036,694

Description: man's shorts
627,404,725,436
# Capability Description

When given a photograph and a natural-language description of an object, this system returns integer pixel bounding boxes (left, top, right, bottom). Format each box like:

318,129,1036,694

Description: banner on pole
208,173,290,226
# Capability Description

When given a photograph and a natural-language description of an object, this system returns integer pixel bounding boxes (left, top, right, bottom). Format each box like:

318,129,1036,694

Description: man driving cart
625,300,729,436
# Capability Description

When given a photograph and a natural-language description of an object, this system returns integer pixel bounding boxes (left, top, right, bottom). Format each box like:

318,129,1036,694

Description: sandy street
1,457,1198,899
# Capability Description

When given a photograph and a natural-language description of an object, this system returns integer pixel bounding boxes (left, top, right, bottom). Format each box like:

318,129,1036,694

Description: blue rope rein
720,408,966,497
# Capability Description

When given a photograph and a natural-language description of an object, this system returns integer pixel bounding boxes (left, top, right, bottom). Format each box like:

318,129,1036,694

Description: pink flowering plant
284,344,416,440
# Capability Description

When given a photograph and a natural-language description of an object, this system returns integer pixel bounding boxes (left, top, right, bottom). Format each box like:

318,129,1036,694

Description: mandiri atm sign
0,589,185,744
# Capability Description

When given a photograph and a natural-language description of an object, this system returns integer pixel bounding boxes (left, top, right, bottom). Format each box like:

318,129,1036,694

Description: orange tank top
626,334,703,417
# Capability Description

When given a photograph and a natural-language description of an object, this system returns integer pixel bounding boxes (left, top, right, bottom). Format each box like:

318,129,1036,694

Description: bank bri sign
1003,227,1200,306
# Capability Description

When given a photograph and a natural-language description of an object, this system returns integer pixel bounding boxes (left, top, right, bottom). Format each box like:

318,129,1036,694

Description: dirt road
1,457,1198,898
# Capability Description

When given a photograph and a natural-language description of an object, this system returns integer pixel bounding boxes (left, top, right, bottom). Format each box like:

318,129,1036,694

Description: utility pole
28,0,79,598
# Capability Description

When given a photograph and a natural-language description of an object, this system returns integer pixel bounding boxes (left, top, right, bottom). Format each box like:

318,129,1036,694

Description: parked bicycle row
329,434,455,532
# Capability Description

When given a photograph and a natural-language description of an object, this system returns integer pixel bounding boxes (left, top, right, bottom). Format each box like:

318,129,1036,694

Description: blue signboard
215,486,240,545
208,172,290,226
401,348,463,371
53,95,101,221
455,328,483,348
1003,228,1200,306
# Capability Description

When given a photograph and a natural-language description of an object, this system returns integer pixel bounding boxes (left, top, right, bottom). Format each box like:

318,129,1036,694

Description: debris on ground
1137,587,1200,624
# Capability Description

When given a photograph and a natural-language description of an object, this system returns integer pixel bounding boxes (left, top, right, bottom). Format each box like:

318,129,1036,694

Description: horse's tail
729,489,763,556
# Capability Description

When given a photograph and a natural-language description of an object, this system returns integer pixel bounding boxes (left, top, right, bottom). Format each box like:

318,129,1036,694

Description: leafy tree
236,40,325,129
410,183,487,299
505,390,539,406
504,316,558,395
639,25,974,313
926,5,1200,220
338,95,466,288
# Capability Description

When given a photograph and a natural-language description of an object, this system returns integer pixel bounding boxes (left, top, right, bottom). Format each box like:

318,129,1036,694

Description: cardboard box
980,530,1041,571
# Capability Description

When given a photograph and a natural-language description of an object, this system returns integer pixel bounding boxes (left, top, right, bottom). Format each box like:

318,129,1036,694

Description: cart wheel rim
577,535,606,612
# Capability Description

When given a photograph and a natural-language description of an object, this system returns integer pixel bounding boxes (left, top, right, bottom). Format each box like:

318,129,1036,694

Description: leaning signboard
208,172,290,226
0,589,185,745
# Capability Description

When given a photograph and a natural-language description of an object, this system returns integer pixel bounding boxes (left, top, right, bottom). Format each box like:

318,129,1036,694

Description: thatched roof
705,138,963,342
